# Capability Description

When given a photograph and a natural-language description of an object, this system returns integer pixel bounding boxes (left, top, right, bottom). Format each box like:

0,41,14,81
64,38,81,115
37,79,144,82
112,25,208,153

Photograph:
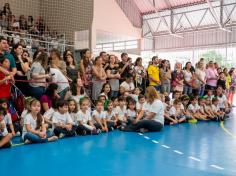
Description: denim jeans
58,87,70,99
183,85,193,95
154,85,161,92
111,91,119,98
23,131,54,143
161,83,171,94
30,86,45,100
198,85,205,97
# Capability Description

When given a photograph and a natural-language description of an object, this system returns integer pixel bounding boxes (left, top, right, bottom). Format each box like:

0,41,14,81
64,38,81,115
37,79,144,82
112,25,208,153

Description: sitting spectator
120,75,135,93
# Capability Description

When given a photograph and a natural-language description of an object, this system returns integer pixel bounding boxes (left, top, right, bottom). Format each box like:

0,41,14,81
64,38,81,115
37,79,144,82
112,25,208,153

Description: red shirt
0,71,11,99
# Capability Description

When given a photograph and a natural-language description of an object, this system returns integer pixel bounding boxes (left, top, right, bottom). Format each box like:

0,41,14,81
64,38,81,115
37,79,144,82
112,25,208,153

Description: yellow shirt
148,65,160,86
226,75,231,89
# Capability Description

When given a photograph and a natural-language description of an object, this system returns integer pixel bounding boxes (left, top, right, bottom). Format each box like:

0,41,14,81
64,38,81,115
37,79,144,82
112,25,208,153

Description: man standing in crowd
205,61,218,90
0,37,17,76
119,52,132,79
100,51,109,70
148,56,161,91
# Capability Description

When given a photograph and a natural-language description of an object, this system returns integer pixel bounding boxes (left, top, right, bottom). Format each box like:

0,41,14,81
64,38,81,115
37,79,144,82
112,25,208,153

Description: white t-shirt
136,102,144,110
0,120,8,136
127,109,136,120
22,113,42,138
195,68,206,84
3,113,12,125
187,104,200,113
183,70,192,82
77,110,92,124
72,94,86,108
43,108,55,121
115,106,127,121
120,81,135,92
21,109,29,120
212,104,220,112
50,68,70,93
70,112,79,125
143,99,164,125
92,110,106,123
52,112,73,127
216,95,227,108
205,105,212,111
105,110,116,120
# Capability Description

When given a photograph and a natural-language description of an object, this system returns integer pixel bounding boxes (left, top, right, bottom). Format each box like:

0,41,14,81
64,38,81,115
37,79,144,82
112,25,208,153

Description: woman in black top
12,43,30,96
64,53,79,84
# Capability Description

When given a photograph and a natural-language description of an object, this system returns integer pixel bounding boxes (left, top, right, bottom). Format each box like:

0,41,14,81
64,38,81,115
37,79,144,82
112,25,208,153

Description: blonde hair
145,86,160,103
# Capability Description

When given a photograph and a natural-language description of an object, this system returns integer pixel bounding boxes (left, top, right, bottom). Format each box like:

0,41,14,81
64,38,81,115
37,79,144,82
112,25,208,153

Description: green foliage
201,50,225,66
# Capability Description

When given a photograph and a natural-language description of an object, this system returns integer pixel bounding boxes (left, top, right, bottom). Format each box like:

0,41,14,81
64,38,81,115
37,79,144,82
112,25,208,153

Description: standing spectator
29,52,51,99
27,16,34,31
0,37,17,76
64,53,79,83
0,14,8,30
12,44,30,96
119,53,132,80
50,49,67,76
80,49,93,96
2,3,11,17
134,57,146,93
100,51,109,69
92,56,107,101
172,62,184,93
183,62,194,95
195,60,206,96
160,59,171,94
148,56,161,91
106,55,120,98
205,61,218,91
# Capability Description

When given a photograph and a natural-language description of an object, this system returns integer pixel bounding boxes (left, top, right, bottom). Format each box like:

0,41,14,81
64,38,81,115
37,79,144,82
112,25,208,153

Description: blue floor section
1,112,236,176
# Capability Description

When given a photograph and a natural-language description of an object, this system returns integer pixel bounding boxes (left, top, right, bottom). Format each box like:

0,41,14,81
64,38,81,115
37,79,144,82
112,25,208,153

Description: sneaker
110,127,114,131
82,130,87,136
188,119,197,123
59,133,65,138
15,131,21,137
139,128,148,133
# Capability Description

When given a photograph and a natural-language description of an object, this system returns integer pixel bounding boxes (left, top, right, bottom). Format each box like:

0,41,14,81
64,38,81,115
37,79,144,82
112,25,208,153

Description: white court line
151,140,159,144
173,150,183,155
138,133,143,136
161,145,170,149
210,165,224,170
189,156,201,162
144,136,150,139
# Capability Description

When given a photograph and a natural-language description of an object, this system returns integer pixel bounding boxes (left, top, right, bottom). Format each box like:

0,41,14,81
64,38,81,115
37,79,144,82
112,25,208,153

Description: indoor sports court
1,0,236,176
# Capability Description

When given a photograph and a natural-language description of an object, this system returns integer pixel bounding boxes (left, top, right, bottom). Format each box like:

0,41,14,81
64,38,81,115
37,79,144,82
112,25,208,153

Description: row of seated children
162,86,230,125
0,84,231,148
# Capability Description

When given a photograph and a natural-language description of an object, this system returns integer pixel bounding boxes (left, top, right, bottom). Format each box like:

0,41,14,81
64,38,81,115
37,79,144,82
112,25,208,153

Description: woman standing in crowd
29,52,51,100
12,44,30,96
92,56,107,101
80,49,93,96
172,62,184,93
50,49,67,76
160,59,171,94
106,55,120,98
134,57,146,93
183,62,194,95
195,60,206,96
64,53,79,83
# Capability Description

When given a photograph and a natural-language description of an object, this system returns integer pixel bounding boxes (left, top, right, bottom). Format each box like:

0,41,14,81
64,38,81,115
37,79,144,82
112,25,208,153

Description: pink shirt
205,68,218,87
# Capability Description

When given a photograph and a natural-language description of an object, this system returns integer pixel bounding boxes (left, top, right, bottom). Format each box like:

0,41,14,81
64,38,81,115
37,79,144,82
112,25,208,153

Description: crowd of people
0,35,235,149
0,3,64,51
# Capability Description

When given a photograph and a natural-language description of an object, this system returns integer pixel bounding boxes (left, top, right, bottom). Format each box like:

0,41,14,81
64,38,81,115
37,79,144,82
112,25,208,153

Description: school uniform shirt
143,99,164,125
50,68,70,93
92,110,106,123
126,109,136,120
115,106,127,121
136,102,144,110
105,110,116,120
3,113,12,125
187,104,200,113
211,104,220,112
169,106,178,116
204,105,212,111
21,109,29,120
120,81,135,92
0,120,8,137
43,108,55,121
77,110,92,124
70,112,79,125
52,112,73,128
22,113,44,138
216,95,227,109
